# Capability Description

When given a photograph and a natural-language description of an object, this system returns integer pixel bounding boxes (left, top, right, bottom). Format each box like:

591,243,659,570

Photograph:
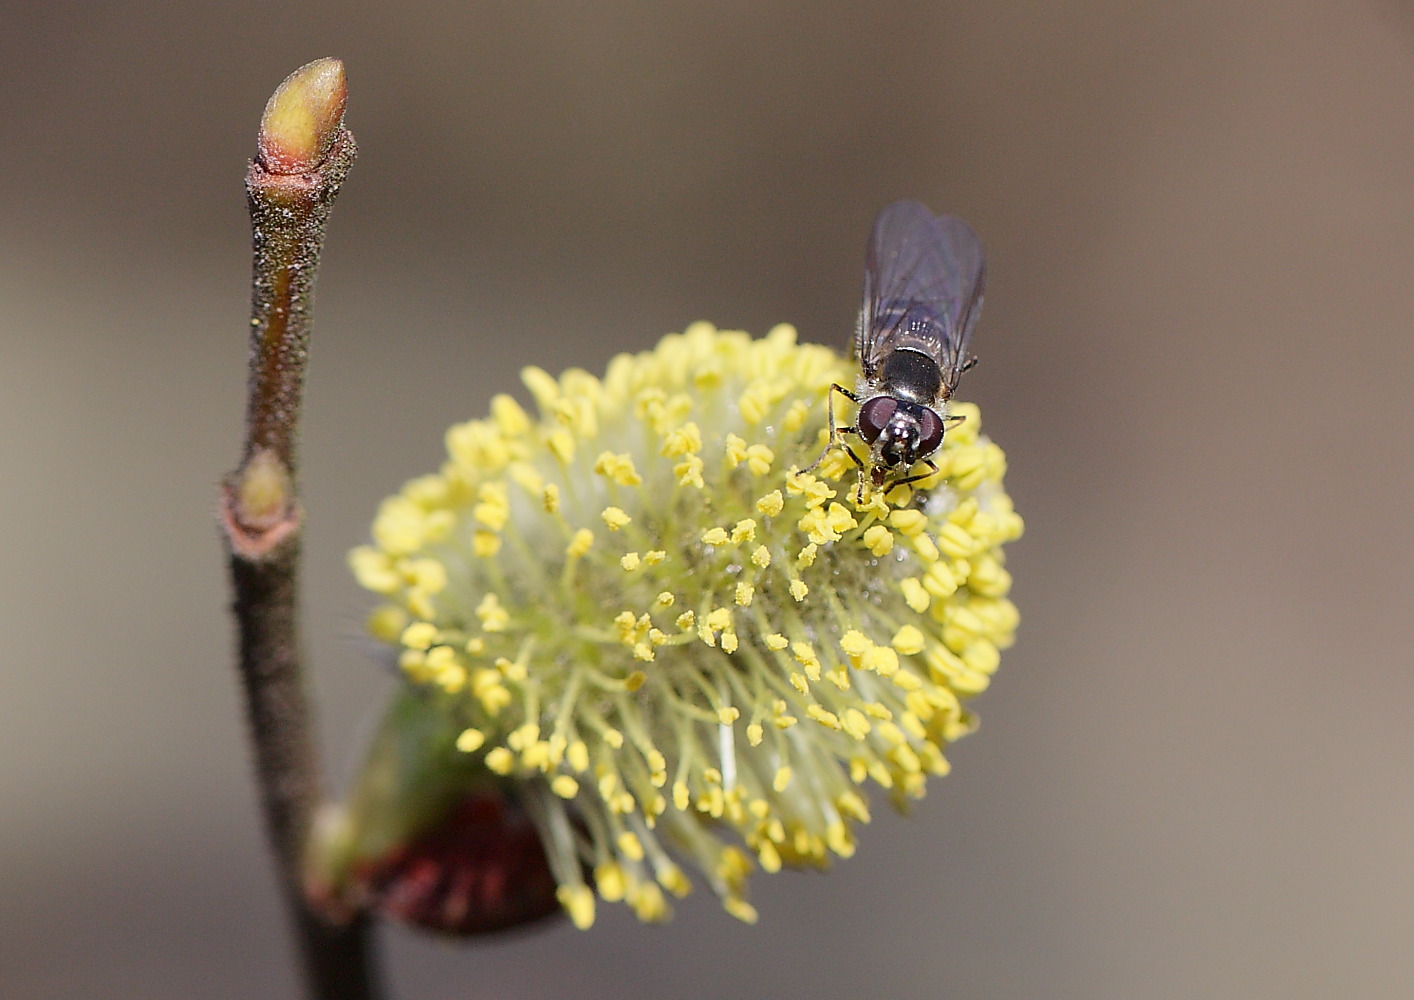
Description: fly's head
856,394,944,484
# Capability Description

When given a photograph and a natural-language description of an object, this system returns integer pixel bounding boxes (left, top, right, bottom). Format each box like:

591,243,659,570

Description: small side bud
222,447,300,558
257,57,347,174
234,447,294,531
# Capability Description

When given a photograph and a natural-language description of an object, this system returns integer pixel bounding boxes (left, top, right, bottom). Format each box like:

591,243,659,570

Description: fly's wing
857,200,986,391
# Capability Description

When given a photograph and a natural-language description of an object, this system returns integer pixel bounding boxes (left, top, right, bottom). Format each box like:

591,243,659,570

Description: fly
816,199,986,497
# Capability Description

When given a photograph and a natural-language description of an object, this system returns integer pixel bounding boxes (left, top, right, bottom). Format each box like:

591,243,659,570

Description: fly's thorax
879,348,943,406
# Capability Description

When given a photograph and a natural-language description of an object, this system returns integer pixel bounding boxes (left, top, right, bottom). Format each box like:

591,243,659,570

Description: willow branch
219,58,379,1000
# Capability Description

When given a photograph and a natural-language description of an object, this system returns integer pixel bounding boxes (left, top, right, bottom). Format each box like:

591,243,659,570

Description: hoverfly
818,199,986,497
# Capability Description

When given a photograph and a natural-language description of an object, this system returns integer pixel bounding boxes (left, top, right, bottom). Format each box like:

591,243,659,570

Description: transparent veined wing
856,200,986,391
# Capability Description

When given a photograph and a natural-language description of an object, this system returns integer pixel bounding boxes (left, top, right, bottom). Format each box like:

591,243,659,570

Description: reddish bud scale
356,792,561,935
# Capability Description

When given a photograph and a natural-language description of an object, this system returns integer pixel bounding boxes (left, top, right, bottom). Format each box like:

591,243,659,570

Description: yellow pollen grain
568,740,590,772
473,500,509,533
731,519,757,543
557,885,596,930
745,444,774,475
797,507,837,545
455,728,486,752
734,582,754,607
746,722,764,746
938,522,976,559
593,451,643,487
781,399,809,433
701,526,728,546
617,831,645,861
366,605,408,644
407,557,448,593
901,577,931,612
892,624,926,656
807,705,842,730
399,651,427,680
484,747,515,774
675,454,705,487
765,633,789,651
751,545,771,568
756,490,784,517
542,483,561,513
839,630,871,658
400,622,438,650
654,591,676,609
738,388,768,425
490,393,530,435
791,641,821,675
521,365,560,409
773,766,792,792
827,821,855,858
472,530,501,557
676,610,695,630
892,670,924,692
496,655,527,681
349,547,400,595
547,428,575,464
842,708,871,740
602,506,632,530
717,706,740,725
507,722,540,751
406,589,436,621
476,592,509,631
862,524,894,557
825,502,857,535
796,543,818,567
725,897,760,924
863,646,900,676
507,462,544,497
595,862,626,902
657,864,691,898
566,528,594,558
889,509,927,536
621,552,641,571
644,550,667,565
724,433,748,468
912,533,941,562
790,579,808,602
632,883,670,922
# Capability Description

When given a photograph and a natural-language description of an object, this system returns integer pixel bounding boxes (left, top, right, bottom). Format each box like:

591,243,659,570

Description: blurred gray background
3,2,1412,998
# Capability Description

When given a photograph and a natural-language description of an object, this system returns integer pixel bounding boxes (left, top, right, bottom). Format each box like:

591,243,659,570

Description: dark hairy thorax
878,348,943,404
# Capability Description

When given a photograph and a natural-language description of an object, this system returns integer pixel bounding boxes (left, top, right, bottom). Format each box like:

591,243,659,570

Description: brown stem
220,59,380,1000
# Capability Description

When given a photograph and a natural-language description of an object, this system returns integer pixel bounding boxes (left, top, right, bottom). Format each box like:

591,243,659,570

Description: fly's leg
890,457,940,490
826,433,871,504
806,383,860,473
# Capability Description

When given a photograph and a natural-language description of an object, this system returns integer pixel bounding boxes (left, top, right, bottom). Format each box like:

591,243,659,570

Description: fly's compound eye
916,406,945,459
856,396,898,444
